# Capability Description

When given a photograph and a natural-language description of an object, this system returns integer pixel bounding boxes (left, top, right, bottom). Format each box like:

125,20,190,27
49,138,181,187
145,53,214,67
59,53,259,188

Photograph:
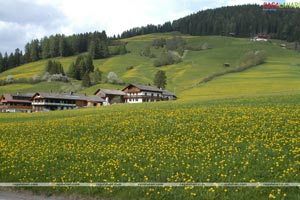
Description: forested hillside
1,4,300,75
0,31,126,73
121,5,300,41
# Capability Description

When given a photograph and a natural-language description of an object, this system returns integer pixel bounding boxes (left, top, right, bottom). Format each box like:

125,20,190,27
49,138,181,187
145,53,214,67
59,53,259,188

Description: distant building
122,84,163,103
31,92,105,112
162,90,177,101
0,93,34,113
121,83,176,103
94,88,126,105
1,84,176,113
251,33,268,42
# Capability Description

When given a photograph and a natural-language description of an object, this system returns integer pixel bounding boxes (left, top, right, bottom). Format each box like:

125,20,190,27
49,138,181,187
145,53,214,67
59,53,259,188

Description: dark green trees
45,60,65,75
154,70,167,89
81,72,91,87
0,53,3,72
89,39,109,59
68,54,94,80
67,54,102,87
0,31,110,74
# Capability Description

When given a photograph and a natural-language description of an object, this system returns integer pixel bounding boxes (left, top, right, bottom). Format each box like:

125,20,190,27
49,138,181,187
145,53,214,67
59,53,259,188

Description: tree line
0,31,128,73
1,5,299,74
121,5,300,42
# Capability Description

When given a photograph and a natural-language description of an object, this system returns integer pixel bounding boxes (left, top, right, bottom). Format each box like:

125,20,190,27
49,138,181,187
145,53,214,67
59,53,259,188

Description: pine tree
68,54,94,80
90,68,102,85
14,48,21,67
82,72,91,87
89,39,101,59
0,53,3,72
30,39,40,61
23,43,31,63
49,35,59,58
45,60,65,75
41,37,51,59
67,62,77,79
154,70,167,89
7,53,16,69
59,35,70,57
99,41,109,58
3,52,8,71
45,60,52,73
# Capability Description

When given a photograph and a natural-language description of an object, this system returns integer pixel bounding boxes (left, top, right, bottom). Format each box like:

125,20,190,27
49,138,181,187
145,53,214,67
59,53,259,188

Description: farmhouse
1,85,176,112
162,90,177,101
122,84,163,103
251,33,268,42
94,88,126,105
0,93,34,113
31,92,105,112
121,83,177,103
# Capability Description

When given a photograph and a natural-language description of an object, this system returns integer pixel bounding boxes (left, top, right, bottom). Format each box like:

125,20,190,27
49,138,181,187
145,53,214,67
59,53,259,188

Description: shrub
6,75,14,83
152,38,166,48
106,72,125,85
154,51,182,67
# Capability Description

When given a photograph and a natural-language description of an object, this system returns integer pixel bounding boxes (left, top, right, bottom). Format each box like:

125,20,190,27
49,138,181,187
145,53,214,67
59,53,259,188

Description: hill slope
0,33,300,100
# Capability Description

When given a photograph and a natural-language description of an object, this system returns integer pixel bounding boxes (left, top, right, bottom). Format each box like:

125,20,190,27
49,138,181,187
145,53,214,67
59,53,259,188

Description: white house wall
126,98,143,103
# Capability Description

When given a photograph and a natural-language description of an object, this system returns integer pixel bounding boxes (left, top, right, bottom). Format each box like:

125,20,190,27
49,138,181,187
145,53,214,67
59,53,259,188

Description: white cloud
55,0,194,35
285,0,300,2
0,0,68,53
0,0,265,54
0,21,43,53
226,0,264,6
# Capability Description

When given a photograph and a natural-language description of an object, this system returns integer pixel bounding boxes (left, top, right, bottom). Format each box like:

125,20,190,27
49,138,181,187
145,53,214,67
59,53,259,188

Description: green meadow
1,33,299,99
1,94,300,200
1,33,300,199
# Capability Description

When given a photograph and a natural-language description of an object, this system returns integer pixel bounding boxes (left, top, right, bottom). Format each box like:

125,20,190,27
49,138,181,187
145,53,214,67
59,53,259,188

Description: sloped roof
86,95,105,102
162,90,176,97
1,93,33,103
33,92,86,101
95,88,125,96
123,83,163,92
33,92,105,102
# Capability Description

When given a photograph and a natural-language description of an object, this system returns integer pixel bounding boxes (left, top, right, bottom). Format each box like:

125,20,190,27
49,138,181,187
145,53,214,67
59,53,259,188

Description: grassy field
1,33,300,199
1,33,299,99
0,94,299,199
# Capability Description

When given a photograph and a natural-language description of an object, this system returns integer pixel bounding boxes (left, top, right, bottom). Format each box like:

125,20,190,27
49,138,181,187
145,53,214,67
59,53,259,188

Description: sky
0,0,297,54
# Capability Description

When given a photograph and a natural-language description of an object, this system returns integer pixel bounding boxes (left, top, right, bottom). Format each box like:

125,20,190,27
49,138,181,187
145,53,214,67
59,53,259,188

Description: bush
89,68,102,85
240,50,267,68
140,45,156,58
166,36,186,51
0,80,6,86
152,38,166,48
42,72,69,82
106,72,125,85
6,75,14,83
154,51,182,67
126,66,134,70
